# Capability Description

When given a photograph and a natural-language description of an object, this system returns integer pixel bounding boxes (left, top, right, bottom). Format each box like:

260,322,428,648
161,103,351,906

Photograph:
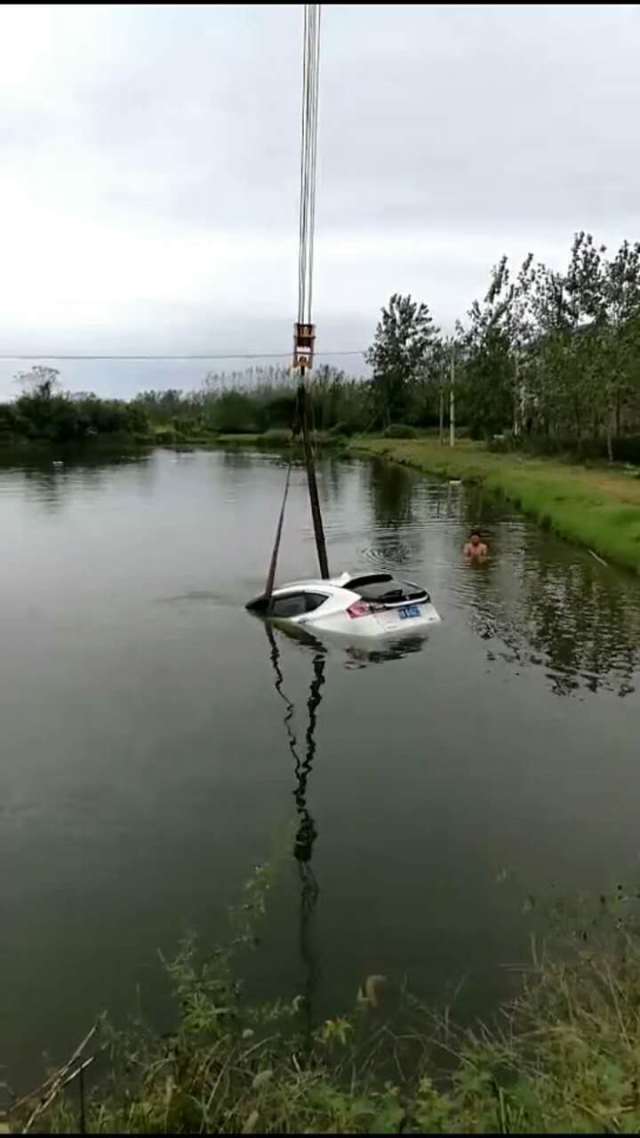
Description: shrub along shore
7,867,640,1135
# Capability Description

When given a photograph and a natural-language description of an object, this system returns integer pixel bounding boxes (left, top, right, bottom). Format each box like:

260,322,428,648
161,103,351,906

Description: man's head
469,531,481,547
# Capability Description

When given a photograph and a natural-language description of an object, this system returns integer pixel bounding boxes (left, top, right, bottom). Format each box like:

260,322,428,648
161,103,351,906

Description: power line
0,350,366,362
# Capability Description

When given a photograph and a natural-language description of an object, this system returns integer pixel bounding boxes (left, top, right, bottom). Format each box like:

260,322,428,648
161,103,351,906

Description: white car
246,570,441,639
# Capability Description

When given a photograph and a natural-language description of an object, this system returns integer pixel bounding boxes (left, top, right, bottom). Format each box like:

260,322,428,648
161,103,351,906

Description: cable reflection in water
264,623,326,1048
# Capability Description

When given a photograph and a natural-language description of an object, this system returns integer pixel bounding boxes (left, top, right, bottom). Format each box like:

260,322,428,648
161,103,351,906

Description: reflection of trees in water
20,464,113,514
369,459,415,528
221,448,262,471
461,484,501,531
22,468,69,512
130,454,157,496
265,624,324,1046
366,459,424,566
221,448,303,474
466,527,640,697
19,454,153,511
524,559,638,696
319,455,346,511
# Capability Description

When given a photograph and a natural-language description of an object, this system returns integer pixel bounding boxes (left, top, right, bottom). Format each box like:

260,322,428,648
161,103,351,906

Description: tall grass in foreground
8,867,640,1134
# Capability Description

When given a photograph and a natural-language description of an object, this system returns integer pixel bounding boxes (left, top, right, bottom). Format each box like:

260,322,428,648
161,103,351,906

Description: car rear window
344,573,394,590
348,575,428,604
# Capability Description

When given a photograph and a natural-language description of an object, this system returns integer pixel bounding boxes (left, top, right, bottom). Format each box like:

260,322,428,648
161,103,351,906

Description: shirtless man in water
464,531,488,559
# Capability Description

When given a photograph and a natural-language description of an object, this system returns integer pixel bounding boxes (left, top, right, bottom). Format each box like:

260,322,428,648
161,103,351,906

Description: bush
488,431,517,453
328,421,357,438
123,405,151,437
0,403,17,432
383,423,418,439
171,415,198,439
19,871,640,1135
257,428,293,446
509,434,640,465
613,435,640,465
261,394,297,430
210,391,259,434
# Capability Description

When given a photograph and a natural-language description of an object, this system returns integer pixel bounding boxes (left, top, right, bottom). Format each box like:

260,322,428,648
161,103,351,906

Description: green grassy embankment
350,437,640,575
152,428,300,448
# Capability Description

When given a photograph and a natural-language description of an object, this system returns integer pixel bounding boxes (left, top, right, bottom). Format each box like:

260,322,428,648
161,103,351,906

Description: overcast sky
1,3,639,397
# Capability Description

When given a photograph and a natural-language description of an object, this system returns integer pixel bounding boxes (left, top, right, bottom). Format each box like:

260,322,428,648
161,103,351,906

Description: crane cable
295,3,329,580
264,3,327,601
298,3,321,329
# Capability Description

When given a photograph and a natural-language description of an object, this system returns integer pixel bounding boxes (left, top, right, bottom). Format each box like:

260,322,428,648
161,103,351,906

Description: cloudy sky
1,3,639,397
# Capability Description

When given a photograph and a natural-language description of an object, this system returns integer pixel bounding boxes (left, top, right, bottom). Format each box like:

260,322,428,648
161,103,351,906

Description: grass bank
183,429,342,449
350,436,640,575
8,870,640,1134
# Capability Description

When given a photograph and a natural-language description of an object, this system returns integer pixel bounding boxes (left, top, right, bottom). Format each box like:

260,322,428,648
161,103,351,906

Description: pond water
2,446,640,1090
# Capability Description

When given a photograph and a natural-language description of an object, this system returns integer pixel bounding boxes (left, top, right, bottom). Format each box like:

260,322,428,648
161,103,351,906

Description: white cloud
1,3,639,391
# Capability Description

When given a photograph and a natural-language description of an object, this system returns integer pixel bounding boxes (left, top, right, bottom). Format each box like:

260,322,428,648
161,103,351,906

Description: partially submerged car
246,571,441,638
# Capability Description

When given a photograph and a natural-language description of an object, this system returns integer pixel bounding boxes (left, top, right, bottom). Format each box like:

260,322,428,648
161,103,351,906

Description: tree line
2,231,640,456
133,366,368,439
0,365,371,445
365,231,640,459
0,367,149,446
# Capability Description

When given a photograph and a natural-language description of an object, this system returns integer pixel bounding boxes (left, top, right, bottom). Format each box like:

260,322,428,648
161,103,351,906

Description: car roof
271,572,349,591
271,580,348,595
272,571,395,592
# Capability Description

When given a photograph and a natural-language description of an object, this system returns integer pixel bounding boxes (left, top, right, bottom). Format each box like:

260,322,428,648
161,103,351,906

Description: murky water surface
1,448,639,1088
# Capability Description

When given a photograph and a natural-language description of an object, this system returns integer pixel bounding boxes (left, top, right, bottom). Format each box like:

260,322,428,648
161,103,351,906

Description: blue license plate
399,604,420,620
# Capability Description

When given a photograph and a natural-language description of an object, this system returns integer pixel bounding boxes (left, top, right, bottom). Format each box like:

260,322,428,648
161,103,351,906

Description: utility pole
513,350,520,437
439,383,444,445
449,342,456,448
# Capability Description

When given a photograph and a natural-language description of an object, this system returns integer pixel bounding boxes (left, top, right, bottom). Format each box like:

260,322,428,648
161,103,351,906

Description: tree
527,260,576,439
366,293,438,426
15,365,60,400
13,366,65,439
460,259,516,439
600,240,640,446
489,233,640,454
508,253,536,435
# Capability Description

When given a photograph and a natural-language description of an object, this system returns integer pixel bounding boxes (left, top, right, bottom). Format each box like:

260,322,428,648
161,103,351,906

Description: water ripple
358,458,640,698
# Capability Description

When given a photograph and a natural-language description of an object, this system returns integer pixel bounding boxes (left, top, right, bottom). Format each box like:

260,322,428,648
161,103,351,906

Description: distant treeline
361,231,640,461
134,366,374,440
0,364,376,447
3,231,640,458
0,368,150,447
452,232,640,461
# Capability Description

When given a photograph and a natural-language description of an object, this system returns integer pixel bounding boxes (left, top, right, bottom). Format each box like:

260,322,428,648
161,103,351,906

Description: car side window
270,592,328,617
304,592,328,612
270,593,308,618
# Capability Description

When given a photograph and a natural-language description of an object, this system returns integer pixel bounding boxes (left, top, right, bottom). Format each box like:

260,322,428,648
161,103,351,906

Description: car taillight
347,600,371,619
